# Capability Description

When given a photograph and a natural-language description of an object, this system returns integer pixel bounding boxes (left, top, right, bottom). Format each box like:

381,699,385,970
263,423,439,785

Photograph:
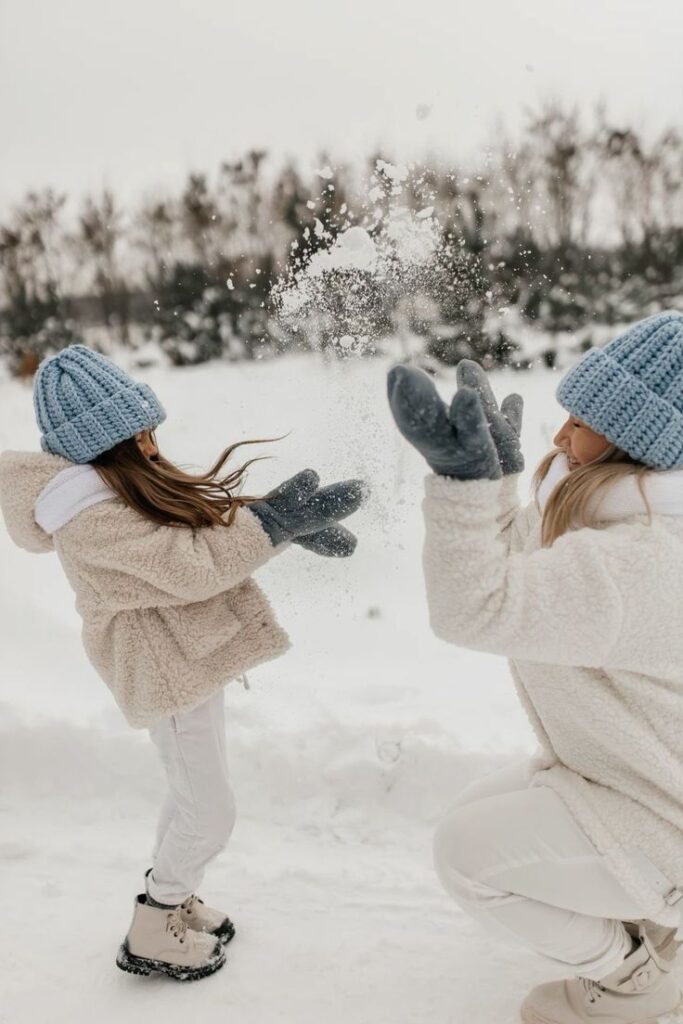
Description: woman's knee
450,760,532,810
433,805,478,895
433,793,512,902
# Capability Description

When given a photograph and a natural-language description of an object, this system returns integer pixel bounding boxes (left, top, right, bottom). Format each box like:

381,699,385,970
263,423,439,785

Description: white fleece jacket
0,450,291,728
423,455,683,924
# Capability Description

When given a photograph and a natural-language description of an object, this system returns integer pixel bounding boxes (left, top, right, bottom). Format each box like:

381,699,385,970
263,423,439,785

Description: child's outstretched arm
73,470,365,608
249,470,365,552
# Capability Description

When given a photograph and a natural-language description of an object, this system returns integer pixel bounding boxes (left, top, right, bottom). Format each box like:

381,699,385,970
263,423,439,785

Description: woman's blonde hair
532,444,651,547
91,430,273,528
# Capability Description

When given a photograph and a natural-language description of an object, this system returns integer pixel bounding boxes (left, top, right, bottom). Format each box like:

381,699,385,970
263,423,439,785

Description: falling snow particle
376,159,408,183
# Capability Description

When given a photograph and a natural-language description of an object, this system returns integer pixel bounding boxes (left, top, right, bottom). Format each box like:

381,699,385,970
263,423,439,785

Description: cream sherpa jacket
423,453,683,925
0,450,291,729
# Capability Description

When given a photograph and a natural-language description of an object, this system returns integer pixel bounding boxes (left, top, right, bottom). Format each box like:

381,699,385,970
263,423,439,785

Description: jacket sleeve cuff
497,472,522,528
424,472,504,521
241,506,292,555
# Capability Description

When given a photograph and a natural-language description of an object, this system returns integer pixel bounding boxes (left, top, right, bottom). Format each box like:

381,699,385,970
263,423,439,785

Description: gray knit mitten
250,469,366,555
293,524,358,558
455,359,524,474
387,365,501,481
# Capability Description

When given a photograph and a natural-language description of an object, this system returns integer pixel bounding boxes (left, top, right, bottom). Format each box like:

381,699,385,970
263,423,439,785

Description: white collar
34,463,116,535
536,452,683,521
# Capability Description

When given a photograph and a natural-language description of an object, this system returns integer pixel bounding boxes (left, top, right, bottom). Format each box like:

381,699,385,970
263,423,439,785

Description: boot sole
214,919,236,946
185,919,235,945
521,998,683,1024
116,940,225,982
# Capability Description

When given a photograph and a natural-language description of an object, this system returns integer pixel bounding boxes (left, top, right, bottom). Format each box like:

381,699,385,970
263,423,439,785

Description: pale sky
1,0,682,216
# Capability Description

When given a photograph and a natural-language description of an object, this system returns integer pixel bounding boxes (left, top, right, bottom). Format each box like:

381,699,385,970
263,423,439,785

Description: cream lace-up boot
144,868,235,946
116,894,226,981
521,925,681,1024
180,893,236,945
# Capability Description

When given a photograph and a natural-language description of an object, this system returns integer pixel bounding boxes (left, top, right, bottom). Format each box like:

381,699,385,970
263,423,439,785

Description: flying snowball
306,226,378,278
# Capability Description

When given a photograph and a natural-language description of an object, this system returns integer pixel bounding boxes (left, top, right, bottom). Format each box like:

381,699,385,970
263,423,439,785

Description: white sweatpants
433,760,653,981
146,687,236,906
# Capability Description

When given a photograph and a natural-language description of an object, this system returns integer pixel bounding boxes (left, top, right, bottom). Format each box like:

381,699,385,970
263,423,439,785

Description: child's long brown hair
91,430,273,528
532,445,651,547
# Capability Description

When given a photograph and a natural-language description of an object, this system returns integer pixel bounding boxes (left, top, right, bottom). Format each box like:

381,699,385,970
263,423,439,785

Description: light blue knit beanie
556,311,683,469
33,344,166,463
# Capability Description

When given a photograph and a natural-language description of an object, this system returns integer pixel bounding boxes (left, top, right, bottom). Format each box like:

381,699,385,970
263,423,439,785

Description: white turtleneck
536,451,683,521
34,463,116,535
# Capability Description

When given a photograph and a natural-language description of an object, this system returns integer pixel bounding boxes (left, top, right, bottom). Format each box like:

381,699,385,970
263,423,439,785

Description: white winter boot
116,894,226,981
180,893,236,945
520,925,682,1024
144,868,235,946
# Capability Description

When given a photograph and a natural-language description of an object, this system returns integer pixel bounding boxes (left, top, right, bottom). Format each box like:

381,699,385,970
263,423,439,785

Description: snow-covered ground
0,352,625,1023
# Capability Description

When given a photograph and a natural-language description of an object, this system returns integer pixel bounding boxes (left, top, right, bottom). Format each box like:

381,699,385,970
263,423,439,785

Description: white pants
433,760,652,980
146,688,236,906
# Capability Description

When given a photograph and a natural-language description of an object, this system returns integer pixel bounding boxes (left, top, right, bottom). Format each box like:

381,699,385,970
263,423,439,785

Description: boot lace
580,978,605,1005
181,894,205,916
165,907,189,943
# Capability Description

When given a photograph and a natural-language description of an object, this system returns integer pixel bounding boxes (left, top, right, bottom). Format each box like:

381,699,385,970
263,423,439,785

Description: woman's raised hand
387,364,501,480
387,362,523,480
455,359,524,475
249,469,367,556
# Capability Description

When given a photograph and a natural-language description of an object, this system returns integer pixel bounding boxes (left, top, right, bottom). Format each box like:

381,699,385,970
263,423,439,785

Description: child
387,310,683,1024
0,344,365,982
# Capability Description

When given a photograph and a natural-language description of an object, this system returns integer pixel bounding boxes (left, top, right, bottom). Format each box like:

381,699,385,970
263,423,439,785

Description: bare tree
76,189,130,344
0,190,68,309
180,173,222,266
135,197,177,287
0,190,80,374
523,102,596,248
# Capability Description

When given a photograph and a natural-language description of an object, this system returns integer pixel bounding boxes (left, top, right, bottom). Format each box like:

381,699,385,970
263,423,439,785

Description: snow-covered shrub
0,317,84,378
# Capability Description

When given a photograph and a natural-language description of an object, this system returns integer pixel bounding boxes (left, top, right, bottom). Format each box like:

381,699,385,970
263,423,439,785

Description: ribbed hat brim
40,382,166,463
556,348,683,469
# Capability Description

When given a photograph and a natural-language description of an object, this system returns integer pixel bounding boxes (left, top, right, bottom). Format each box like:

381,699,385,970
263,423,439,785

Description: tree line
2,102,683,376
